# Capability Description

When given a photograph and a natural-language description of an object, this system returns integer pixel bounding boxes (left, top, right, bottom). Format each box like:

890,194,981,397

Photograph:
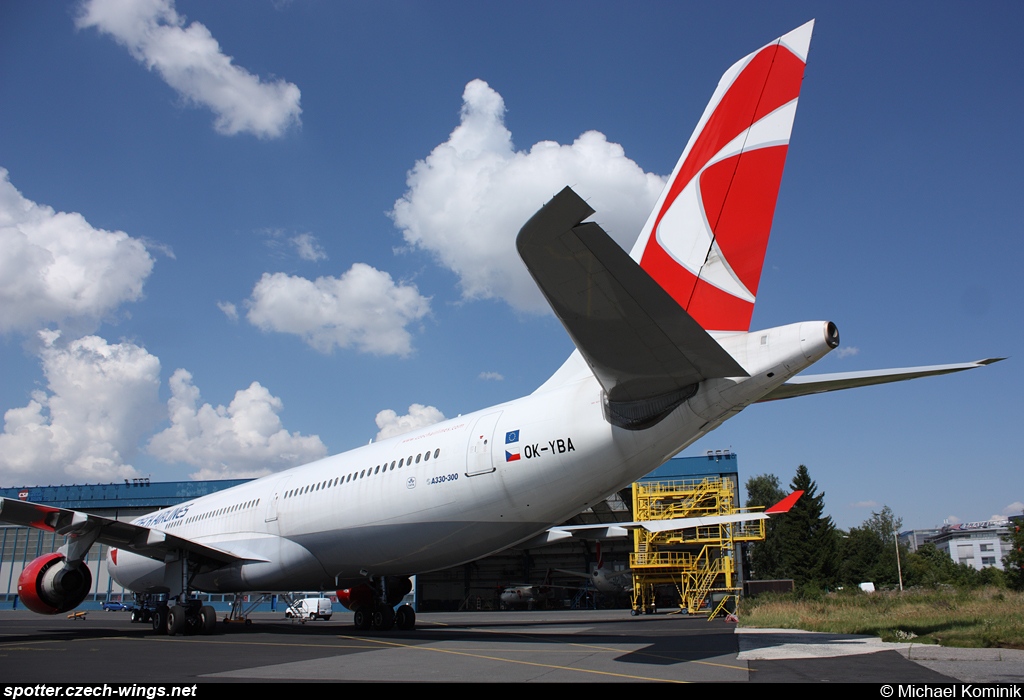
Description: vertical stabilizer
630,21,814,332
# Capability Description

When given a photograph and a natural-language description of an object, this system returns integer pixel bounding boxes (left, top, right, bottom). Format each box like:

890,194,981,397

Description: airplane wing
525,491,802,546
517,186,748,429
0,497,255,568
757,358,1004,402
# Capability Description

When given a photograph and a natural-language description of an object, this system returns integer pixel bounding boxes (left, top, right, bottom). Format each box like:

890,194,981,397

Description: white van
285,597,333,621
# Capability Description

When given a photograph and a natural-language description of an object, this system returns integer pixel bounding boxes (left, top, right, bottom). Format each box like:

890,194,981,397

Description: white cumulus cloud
0,168,154,334
0,331,162,484
375,403,446,442
478,371,504,381
391,79,666,313
147,368,327,480
1002,501,1024,517
245,264,431,356
77,0,301,138
836,346,861,359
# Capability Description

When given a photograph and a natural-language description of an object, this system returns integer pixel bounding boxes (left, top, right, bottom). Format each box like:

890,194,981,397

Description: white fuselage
108,321,834,596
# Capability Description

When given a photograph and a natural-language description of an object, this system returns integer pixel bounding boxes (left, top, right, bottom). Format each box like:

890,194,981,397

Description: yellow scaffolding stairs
629,477,767,619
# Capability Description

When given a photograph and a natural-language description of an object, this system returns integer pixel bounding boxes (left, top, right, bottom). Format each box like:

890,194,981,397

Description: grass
738,587,1024,649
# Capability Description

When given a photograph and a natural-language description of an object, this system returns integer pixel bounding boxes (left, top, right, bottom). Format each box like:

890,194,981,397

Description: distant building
900,520,1012,570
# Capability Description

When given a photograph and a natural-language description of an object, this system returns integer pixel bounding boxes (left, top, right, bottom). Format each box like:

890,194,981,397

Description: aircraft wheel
353,608,371,631
630,608,639,616
200,606,217,635
131,609,140,623
395,604,416,630
371,605,395,631
151,607,168,635
167,605,186,636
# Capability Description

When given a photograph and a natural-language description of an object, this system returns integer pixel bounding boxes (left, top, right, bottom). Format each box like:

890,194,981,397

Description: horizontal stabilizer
517,187,747,428
535,493,802,544
757,358,1004,402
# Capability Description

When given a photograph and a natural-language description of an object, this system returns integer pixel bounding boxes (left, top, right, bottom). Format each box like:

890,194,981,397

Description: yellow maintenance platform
630,477,766,619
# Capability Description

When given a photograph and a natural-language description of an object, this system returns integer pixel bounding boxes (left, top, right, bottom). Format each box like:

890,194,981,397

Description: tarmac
0,609,1020,683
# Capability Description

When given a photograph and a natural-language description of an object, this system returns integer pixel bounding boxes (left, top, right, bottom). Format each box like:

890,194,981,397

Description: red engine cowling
336,583,373,612
18,553,93,615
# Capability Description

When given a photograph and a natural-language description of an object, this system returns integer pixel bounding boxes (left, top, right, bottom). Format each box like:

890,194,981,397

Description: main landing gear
340,576,416,632
131,594,218,636
353,601,415,632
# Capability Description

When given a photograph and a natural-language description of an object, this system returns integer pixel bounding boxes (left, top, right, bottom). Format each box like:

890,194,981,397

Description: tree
1004,514,1024,591
838,506,906,587
745,474,786,579
774,465,839,590
904,543,979,588
838,525,879,585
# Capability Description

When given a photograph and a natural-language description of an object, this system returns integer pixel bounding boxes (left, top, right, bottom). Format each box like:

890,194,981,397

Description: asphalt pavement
0,609,1020,683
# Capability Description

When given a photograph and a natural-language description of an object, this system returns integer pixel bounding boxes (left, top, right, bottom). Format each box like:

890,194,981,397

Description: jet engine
337,576,412,611
18,552,93,615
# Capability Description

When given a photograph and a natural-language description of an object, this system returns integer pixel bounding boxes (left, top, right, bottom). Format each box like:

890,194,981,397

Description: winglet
765,490,803,514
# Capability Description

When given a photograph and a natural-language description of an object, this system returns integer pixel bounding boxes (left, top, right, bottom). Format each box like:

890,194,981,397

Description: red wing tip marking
765,490,804,514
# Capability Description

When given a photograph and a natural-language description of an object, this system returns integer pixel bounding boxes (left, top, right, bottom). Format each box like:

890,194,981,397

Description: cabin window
434,448,440,459
424,451,431,462
415,454,421,464
374,465,380,474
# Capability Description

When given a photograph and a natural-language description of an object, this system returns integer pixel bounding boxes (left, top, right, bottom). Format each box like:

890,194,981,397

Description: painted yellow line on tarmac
339,634,690,683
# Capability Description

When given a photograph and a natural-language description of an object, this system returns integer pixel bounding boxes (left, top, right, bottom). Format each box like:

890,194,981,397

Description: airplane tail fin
630,21,814,332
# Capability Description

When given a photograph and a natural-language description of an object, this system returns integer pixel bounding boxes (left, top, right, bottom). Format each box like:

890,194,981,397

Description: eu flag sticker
505,430,519,444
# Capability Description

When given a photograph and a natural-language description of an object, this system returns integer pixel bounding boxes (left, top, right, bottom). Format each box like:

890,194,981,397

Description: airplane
0,20,1002,636
499,569,559,610
555,543,633,599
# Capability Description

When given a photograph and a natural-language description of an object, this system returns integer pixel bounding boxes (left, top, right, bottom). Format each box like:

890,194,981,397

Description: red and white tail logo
630,21,813,332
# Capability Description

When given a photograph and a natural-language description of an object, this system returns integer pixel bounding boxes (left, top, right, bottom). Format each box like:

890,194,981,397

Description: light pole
893,530,904,592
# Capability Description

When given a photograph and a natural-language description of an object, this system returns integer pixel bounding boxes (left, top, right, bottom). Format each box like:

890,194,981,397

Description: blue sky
0,1,1020,530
